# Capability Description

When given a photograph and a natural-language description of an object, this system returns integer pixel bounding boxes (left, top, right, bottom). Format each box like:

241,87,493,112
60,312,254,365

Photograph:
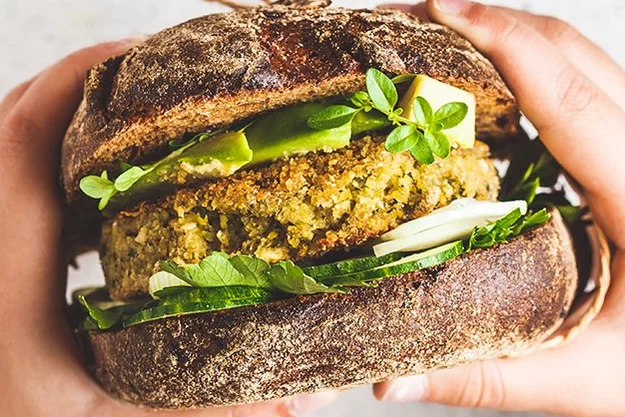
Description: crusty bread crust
85,211,576,409
62,6,519,205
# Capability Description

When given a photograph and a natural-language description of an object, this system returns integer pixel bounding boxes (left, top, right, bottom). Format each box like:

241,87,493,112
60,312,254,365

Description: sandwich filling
75,70,575,331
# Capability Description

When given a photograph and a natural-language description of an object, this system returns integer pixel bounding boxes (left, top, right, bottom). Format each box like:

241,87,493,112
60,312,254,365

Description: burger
64,4,583,409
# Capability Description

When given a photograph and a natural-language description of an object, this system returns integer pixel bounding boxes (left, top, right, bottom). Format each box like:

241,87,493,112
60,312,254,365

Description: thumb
372,329,614,417
374,360,509,409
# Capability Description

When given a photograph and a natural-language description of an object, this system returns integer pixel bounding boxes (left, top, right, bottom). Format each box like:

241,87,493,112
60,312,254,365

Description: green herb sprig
503,151,559,205
78,294,124,330
79,132,210,210
467,208,551,250
307,68,468,164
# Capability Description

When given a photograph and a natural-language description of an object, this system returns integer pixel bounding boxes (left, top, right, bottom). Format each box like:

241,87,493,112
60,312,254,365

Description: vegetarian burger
64,5,579,409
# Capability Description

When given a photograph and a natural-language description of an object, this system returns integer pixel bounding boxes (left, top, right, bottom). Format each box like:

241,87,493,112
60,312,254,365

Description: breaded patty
101,136,499,300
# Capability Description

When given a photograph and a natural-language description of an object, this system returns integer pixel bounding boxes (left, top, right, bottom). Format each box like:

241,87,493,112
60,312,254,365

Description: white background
1,1,623,416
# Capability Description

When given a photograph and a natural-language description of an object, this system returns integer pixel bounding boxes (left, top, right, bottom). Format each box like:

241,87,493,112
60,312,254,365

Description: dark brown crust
62,6,519,204
86,211,576,409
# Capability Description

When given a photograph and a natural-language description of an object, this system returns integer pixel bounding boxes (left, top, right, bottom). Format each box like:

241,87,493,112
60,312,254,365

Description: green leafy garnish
391,73,417,85
79,132,213,211
366,68,398,112
161,252,253,288
502,147,559,205
264,260,344,294
501,143,583,225
78,294,123,330
307,68,469,164
160,253,344,296
229,255,273,290
307,105,361,131
467,208,550,250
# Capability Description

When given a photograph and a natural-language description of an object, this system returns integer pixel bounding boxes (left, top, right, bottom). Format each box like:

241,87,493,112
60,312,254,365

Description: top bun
61,6,519,204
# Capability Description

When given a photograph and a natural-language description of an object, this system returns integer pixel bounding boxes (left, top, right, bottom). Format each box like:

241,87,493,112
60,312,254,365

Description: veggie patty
101,135,499,300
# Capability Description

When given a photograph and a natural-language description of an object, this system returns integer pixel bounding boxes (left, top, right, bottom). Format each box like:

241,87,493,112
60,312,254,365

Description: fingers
379,3,625,109
374,322,625,417
3,39,139,175
0,77,36,117
0,40,140,313
491,7,625,110
105,390,341,417
379,2,428,20
424,0,625,247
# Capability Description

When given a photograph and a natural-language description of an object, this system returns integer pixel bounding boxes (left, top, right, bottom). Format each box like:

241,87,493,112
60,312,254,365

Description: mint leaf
229,254,273,289
78,295,122,330
409,131,435,165
79,173,115,199
413,96,433,126
350,91,373,111
366,68,398,113
264,261,341,294
424,130,450,158
307,105,360,130
114,166,150,192
385,125,418,152
433,102,468,129
161,253,272,290
391,73,416,84
98,192,115,211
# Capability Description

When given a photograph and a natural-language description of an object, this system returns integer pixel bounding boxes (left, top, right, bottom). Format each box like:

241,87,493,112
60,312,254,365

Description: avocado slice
351,110,391,135
246,102,352,163
104,131,252,214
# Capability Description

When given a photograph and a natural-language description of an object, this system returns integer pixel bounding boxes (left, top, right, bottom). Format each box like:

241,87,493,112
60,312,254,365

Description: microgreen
307,68,469,165
467,208,551,251
78,295,123,330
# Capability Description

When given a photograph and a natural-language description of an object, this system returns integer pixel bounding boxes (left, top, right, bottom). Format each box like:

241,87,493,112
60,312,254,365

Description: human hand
0,40,338,417
374,1,625,416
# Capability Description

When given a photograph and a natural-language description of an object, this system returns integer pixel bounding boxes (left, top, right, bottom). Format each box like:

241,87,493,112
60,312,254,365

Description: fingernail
433,0,468,14
381,375,428,402
287,390,340,416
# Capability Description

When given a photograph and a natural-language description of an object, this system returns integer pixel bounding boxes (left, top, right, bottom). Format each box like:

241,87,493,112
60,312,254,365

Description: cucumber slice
381,199,527,241
374,199,528,257
302,252,404,279
322,241,465,286
123,286,275,327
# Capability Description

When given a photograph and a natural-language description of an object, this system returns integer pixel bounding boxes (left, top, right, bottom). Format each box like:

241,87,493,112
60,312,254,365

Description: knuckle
542,16,582,44
1,86,24,108
554,67,598,118
492,16,523,47
0,109,41,154
456,362,506,409
464,4,522,48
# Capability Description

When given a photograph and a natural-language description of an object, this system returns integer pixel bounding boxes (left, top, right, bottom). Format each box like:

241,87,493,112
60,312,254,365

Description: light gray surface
1,1,622,416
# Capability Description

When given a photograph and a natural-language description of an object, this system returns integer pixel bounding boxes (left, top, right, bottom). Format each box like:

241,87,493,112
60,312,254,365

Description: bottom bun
86,210,577,409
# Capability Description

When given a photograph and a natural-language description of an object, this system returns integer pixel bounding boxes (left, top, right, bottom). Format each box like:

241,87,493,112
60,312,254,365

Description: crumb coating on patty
101,136,499,300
